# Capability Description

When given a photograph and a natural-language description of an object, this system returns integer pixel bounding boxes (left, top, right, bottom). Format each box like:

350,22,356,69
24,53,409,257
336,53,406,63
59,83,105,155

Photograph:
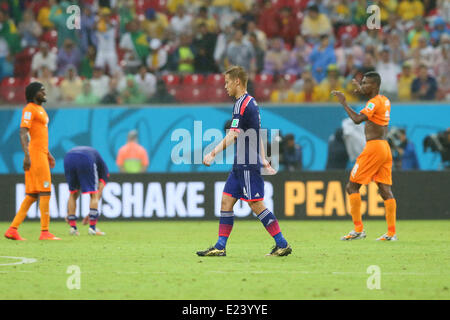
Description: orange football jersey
360,94,391,126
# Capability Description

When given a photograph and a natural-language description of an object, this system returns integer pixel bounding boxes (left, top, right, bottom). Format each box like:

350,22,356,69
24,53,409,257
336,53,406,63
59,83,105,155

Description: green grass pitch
0,220,449,300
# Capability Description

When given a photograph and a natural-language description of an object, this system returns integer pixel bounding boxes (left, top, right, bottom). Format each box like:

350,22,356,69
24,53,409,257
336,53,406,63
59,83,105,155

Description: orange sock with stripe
349,193,363,232
384,198,396,236
39,195,51,231
10,195,37,229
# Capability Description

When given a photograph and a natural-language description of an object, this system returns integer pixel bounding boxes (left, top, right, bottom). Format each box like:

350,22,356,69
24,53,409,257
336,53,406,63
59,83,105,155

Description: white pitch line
0,256,37,266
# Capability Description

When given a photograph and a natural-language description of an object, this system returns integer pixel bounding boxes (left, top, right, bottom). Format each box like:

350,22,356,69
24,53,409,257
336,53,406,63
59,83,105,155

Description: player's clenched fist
203,152,215,166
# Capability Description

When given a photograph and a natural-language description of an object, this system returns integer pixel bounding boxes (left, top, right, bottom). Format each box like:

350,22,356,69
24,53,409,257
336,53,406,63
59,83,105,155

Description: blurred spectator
397,0,424,22
244,20,267,51
193,23,218,74
142,9,169,39
411,64,438,100
391,128,420,170
80,4,98,54
49,0,79,48
90,67,110,100
148,78,176,104
193,6,217,34
430,16,449,45
101,76,122,104
263,37,290,76
376,47,401,100
285,35,312,76
36,3,54,29
134,65,157,100
36,65,60,105
342,117,365,164
214,25,235,71
60,65,83,102
330,0,352,28
18,9,42,48
146,38,168,74
116,130,150,173
277,6,299,46
57,38,81,76
282,134,302,171
117,0,136,34
356,28,384,49
119,19,149,73
301,4,332,42
120,75,146,104
340,54,361,79
386,31,409,65
326,128,349,169
417,35,435,67
31,42,57,76
270,77,296,103
225,28,255,73
291,67,313,93
95,7,119,74
335,33,364,71
170,5,193,36
407,17,430,49
398,61,415,101
351,0,370,26
0,53,13,81
309,34,336,83
79,45,97,79
434,34,450,100
0,9,21,57
173,33,195,74
248,32,265,74
75,80,101,105
295,77,326,102
319,64,350,102
257,0,279,39
384,14,407,39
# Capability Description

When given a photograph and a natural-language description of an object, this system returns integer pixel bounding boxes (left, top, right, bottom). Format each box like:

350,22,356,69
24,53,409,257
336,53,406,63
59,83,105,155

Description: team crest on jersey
231,119,239,128
366,102,375,110
24,111,32,120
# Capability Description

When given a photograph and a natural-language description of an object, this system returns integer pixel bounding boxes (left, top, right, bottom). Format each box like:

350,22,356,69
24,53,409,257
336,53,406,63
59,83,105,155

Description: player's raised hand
352,78,362,94
331,90,346,104
203,152,215,167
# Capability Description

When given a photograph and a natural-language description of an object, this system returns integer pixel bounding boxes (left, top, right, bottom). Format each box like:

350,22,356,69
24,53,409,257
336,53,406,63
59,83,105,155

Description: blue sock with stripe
215,211,234,250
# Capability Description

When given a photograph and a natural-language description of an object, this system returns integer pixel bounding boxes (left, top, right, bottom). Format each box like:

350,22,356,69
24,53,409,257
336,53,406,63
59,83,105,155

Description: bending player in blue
64,146,109,236
197,66,292,257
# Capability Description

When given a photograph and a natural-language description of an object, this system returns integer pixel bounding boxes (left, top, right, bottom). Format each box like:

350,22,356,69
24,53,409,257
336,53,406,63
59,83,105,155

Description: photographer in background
282,134,303,172
424,128,450,170
388,128,419,170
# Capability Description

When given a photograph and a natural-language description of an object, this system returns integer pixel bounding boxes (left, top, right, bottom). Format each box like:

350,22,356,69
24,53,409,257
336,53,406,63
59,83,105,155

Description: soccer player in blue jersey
63,146,109,236
197,66,292,257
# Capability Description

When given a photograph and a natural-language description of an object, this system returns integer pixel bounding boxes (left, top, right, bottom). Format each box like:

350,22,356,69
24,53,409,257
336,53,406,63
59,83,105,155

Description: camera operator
282,134,303,172
424,128,450,170
388,128,419,170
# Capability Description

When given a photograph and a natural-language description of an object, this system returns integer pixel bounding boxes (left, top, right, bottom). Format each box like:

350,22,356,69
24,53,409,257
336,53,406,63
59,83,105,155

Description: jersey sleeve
359,98,378,120
20,106,34,129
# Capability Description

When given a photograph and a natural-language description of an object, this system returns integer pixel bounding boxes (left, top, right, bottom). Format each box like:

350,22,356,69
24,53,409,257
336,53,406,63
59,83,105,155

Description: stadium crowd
0,0,449,105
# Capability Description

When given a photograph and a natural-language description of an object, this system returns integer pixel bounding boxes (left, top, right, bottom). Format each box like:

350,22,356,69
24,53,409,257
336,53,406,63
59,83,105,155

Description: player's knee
346,182,359,195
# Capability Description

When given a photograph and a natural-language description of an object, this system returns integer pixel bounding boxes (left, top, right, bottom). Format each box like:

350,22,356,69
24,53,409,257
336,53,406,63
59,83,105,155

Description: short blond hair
224,65,248,88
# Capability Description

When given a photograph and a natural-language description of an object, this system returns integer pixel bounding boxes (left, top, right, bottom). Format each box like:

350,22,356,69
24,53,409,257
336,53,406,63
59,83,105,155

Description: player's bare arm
331,90,368,124
259,136,276,175
19,127,31,171
203,130,239,166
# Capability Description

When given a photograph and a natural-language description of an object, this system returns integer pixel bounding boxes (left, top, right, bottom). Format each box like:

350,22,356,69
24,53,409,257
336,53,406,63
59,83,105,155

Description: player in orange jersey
332,72,398,241
4,82,61,241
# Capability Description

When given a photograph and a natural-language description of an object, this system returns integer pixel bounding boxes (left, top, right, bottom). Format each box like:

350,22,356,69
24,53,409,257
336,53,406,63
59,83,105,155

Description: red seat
162,74,180,86
337,25,359,40
180,85,207,103
183,74,204,85
254,86,273,102
205,73,224,85
283,74,297,83
207,85,229,103
254,74,274,85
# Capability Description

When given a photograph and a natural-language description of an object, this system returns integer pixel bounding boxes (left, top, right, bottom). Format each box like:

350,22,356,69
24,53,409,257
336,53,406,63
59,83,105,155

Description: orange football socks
39,195,51,231
349,193,363,232
10,195,37,229
384,198,397,236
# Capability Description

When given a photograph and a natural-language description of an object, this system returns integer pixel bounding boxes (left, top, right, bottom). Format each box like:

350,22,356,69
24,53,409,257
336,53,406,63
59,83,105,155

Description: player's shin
257,209,288,248
215,211,234,250
10,195,37,229
88,208,99,230
39,195,51,231
349,193,363,232
384,198,396,236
